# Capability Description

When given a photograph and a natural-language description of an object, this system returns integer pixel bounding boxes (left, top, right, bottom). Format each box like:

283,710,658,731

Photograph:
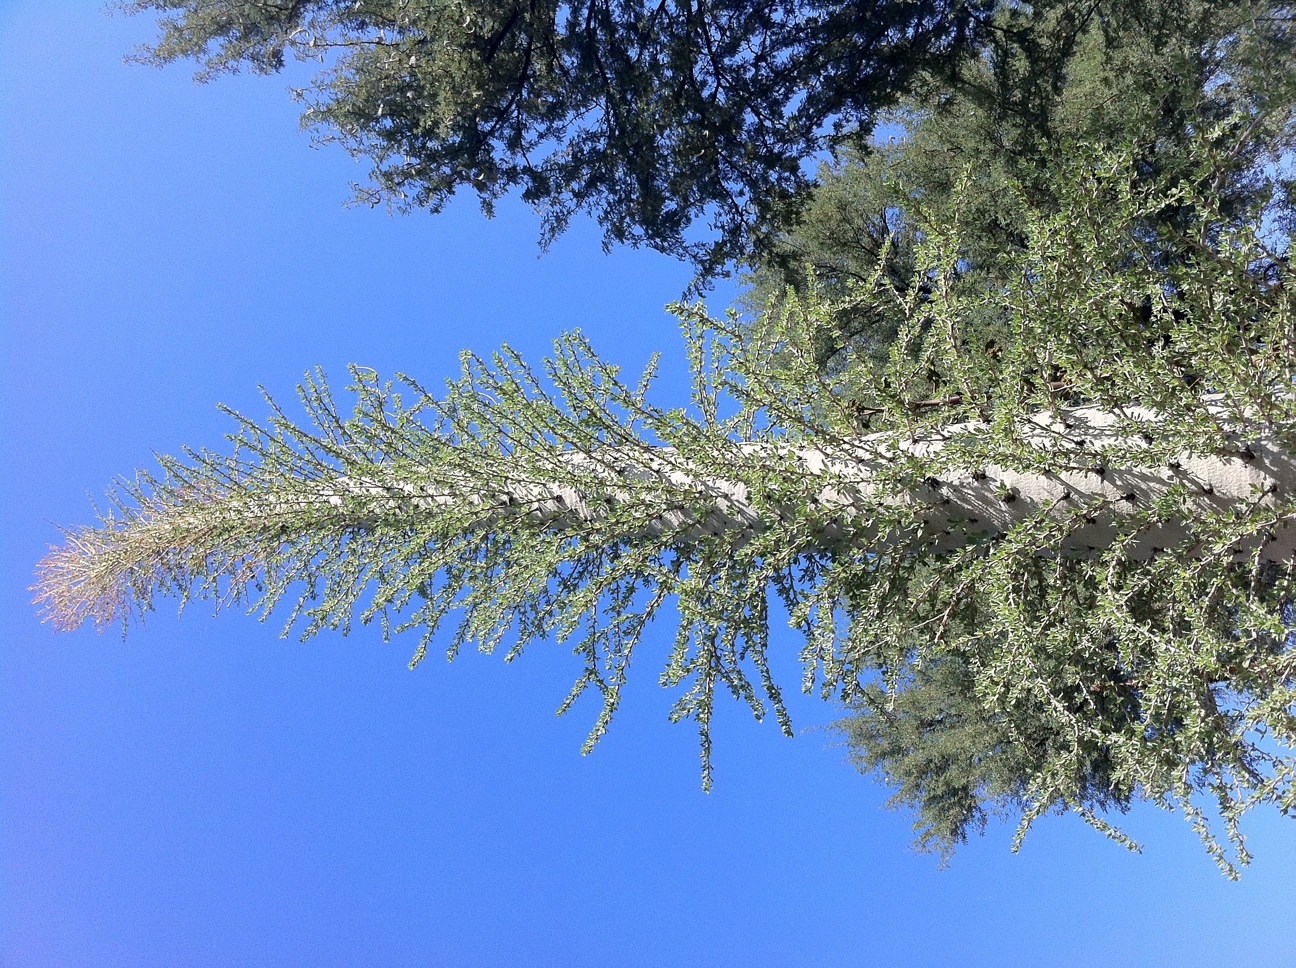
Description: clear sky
3,4,1295,966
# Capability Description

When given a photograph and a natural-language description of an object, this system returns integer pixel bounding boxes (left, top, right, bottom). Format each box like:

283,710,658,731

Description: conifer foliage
118,0,992,273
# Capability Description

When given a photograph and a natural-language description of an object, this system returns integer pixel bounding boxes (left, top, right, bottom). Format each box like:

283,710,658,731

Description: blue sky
3,4,1295,966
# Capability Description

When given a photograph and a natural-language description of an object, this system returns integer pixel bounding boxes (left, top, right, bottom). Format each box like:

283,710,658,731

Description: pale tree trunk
332,403,1296,561
35,400,1296,635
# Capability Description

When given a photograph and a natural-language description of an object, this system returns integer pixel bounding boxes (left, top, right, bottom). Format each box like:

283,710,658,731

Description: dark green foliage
750,0,1296,369
122,1,1295,281
840,551,1296,868
842,652,1134,860
121,0,995,275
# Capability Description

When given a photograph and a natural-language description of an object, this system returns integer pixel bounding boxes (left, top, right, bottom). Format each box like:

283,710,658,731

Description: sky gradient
3,4,1296,965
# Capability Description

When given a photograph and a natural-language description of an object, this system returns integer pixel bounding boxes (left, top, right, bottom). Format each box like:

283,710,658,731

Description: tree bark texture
328,404,1296,561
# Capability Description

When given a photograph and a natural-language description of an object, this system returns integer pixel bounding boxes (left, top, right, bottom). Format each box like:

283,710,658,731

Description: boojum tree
36,149,1296,875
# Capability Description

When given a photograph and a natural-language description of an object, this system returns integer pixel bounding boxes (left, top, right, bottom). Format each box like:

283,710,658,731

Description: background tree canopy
122,1,1296,276
123,0,1005,275
41,0,1296,874
749,0,1296,365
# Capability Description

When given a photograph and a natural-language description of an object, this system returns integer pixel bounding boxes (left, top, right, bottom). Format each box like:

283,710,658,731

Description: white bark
329,403,1296,561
